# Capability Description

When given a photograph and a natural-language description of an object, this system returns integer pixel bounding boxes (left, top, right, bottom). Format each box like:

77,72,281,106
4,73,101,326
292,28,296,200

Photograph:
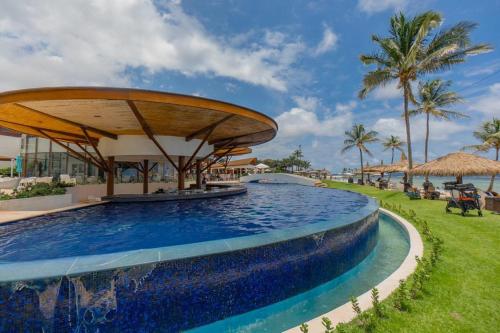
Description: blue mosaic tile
0,210,378,332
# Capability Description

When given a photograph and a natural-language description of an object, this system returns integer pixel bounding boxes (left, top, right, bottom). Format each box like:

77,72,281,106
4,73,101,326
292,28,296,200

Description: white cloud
0,0,305,91
467,83,500,117
373,117,466,142
275,97,353,138
371,81,401,100
335,100,357,113
357,0,408,14
292,96,320,111
313,26,338,56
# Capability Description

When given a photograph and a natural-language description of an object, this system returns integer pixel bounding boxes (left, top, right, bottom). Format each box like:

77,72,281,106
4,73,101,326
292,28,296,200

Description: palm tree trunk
388,147,394,182
359,148,364,185
359,149,365,185
424,112,430,182
487,147,499,192
403,83,414,184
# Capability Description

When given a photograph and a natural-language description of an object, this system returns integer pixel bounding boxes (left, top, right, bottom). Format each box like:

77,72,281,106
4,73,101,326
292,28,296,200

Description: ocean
346,174,499,192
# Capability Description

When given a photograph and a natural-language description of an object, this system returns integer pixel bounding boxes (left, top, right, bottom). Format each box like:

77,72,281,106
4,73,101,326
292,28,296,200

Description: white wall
0,193,72,211
66,182,179,202
98,135,213,160
240,173,321,187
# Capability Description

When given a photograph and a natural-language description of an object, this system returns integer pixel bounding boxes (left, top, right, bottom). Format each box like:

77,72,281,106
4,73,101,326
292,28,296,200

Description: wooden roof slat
14,103,117,140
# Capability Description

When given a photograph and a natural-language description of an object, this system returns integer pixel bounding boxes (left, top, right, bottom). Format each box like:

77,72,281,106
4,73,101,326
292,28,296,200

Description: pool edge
285,207,424,333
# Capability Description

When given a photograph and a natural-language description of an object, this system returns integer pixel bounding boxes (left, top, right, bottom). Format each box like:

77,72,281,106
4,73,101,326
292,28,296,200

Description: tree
359,11,492,184
342,124,378,184
382,135,405,181
463,118,500,191
411,79,466,180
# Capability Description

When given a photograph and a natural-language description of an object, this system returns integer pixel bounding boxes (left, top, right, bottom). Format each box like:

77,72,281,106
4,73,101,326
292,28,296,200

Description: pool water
0,184,369,263
189,213,410,333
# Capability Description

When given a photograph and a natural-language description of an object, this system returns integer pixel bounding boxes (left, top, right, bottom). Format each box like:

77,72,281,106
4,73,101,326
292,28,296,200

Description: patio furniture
405,186,421,200
484,192,500,213
60,174,77,185
422,181,440,200
35,177,53,184
18,177,36,190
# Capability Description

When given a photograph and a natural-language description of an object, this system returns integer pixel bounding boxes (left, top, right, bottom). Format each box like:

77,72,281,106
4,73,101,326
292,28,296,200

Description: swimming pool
0,184,383,332
0,184,370,262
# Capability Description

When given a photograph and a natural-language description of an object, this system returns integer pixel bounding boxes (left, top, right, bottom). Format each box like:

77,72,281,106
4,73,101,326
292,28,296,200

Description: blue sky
1,0,499,171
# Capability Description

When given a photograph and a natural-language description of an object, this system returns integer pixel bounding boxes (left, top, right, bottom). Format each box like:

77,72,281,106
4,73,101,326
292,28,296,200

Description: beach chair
35,176,53,184
405,186,421,200
59,174,77,186
423,181,440,200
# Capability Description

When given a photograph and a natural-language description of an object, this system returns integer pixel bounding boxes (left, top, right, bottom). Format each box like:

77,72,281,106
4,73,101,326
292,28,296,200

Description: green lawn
323,180,500,333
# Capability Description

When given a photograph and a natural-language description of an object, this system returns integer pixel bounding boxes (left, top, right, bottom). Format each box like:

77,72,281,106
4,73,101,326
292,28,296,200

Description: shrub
2,183,67,201
299,323,309,333
393,279,410,311
371,288,385,318
351,296,375,332
322,317,335,333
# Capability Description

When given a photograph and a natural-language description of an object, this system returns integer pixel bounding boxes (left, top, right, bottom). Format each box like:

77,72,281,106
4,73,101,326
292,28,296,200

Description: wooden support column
107,156,115,196
196,159,202,189
178,156,185,190
143,159,149,194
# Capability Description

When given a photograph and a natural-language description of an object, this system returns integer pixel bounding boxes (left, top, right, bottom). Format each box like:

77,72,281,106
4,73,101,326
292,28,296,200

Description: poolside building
0,87,277,198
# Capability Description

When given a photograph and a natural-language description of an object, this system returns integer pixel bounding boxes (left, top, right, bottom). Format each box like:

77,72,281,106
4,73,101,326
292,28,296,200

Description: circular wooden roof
0,87,277,149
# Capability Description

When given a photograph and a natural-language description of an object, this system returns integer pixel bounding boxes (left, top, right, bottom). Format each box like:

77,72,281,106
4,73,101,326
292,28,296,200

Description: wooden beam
74,142,107,171
37,129,103,170
13,103,118,140
209,129,275,146
148,162,158,173
81,127,108,170
0,119,95,144
178,156,185,190
107,156,115,196
183,125,215,172
127,100,179,172
185,114,234,141
201,147,237,173
143,159,149,194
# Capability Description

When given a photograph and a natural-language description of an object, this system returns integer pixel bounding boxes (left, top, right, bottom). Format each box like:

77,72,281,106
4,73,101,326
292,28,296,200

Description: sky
0,0,499,171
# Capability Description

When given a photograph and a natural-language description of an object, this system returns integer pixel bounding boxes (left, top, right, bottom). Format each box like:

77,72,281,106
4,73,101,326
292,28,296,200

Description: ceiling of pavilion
0,87,277,149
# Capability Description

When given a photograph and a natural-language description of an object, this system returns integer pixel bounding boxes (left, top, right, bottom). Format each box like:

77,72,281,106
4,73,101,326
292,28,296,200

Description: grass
322,180,500,333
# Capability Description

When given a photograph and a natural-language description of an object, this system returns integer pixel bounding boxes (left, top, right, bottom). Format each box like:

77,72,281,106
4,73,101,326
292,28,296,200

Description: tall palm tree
383,135,405,164
359,11,492,184
382,135,405,181
463,118,500,191
411,79,466,180
342,124,378,184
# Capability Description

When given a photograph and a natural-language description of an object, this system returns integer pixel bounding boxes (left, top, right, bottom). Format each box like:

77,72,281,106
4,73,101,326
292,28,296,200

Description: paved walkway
0,201,106,225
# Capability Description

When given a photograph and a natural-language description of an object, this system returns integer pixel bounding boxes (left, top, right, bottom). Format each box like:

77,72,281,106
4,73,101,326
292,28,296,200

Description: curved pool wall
0,193,378,332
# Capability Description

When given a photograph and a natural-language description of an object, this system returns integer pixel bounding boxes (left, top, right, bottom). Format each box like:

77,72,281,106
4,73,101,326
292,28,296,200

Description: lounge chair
405,186,421,200
423,182,440,200
59,174,77,186
35,176,53,184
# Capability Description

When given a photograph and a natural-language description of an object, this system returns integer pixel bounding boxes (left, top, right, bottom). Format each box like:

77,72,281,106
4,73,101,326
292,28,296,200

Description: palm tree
411,79,466,180
383,135,405,164
342,124,378,184
359,11,492,184
463,118,500,191
382,135,405,181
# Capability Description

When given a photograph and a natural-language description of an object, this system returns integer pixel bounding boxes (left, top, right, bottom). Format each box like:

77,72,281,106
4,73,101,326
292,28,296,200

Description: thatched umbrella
409,152,500,183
